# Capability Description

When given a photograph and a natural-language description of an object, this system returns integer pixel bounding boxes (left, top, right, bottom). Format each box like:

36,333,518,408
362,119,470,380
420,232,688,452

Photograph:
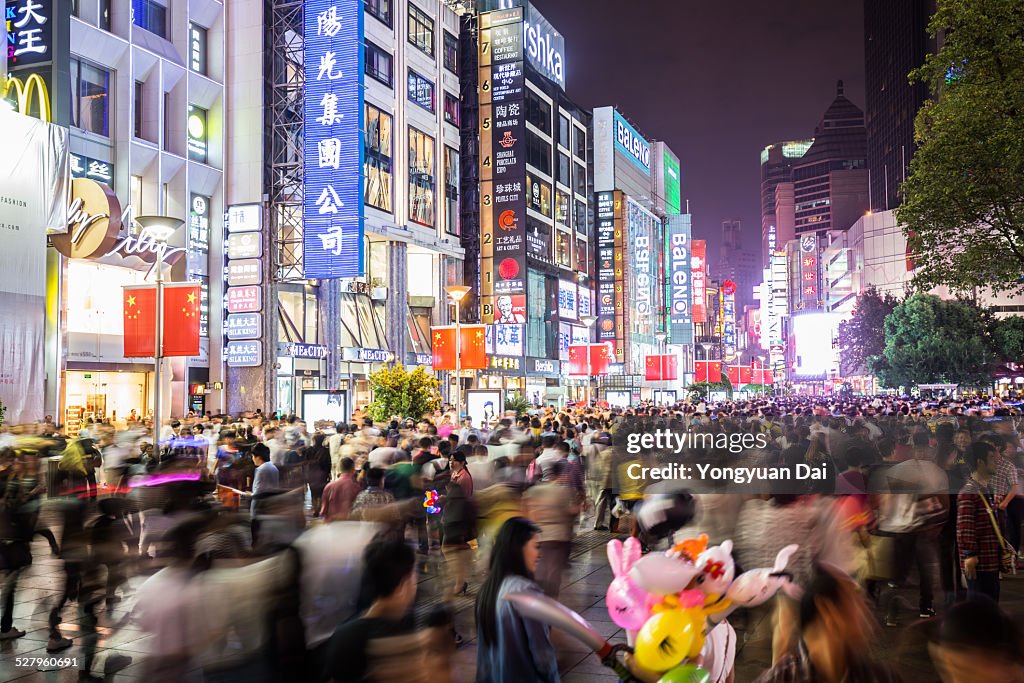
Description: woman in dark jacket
305,433,332,517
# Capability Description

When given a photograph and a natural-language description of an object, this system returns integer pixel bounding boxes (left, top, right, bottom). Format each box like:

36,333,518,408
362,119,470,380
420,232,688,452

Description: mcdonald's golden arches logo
2,74,51,122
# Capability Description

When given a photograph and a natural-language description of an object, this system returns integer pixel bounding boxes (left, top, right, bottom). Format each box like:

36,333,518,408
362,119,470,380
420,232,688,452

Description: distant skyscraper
793,81,869,235
760,139,813,267
864,0,934,213
717,219,758,311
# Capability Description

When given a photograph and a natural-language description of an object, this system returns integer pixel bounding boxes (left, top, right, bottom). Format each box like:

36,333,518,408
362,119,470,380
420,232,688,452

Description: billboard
627,199,656,331
664,151,681,215
595,191,624,362
302,0,364,279
666,214,693,346
791,312,839,378
613,111,650,176
479,7,527,322
476,1,565,91
691,240,707,324
799,233,818,309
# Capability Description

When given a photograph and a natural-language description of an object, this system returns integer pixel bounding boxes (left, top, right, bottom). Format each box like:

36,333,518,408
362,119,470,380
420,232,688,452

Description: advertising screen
664,152,681,215
467,390,502,428
301,390,348,425
666,214,692,346
791,312,839,378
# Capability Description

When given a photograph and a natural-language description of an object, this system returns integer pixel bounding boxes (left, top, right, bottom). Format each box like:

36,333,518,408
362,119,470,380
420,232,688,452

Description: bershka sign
523,4,564,91
613,111,650,174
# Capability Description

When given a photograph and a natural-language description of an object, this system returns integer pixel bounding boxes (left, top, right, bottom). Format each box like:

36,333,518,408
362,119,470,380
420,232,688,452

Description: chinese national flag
162,283,202,357
645,355,678,381
727,365,741,385
590,344,612,376
568,345,588,376
695,361,722,383
431,325,487,371
123,286,157,357
739,365,753,385
752,367,764,385
765,370,775,385
459,324,487,370
431,327,457,370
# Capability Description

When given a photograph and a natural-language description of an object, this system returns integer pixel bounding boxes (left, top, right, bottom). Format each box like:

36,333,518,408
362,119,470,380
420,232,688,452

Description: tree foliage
504,392,530,416
366,364,441,422
896,0,1024,294
876,294,996,389
837,288,899,376
993,316,1024,361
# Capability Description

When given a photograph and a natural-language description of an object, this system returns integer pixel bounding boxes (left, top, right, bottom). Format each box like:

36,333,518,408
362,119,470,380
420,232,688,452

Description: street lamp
446,285,471,418
581,315,596,407
655,332,667,403
135,215,183,459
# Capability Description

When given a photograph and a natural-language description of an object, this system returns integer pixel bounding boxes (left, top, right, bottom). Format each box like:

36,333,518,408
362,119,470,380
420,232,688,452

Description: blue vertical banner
665,214,693,346
303,0,365,279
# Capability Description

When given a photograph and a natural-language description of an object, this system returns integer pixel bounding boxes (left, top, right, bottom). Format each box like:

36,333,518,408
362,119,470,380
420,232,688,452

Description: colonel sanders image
496,295,525,324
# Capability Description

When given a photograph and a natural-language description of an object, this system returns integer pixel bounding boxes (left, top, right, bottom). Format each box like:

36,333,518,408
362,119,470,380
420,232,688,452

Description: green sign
83,374,92,379
664,151,681,215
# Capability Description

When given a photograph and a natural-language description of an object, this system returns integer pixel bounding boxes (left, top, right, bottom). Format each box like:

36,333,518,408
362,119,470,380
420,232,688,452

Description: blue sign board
303,0,364,279
666,214,693,346
613,111,651,175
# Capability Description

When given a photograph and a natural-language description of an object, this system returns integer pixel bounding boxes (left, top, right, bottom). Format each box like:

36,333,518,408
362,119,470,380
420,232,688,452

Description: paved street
3,521,1024,682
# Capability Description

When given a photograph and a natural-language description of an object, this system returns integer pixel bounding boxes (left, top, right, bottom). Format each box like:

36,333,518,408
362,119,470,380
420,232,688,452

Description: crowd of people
0,393,1022,681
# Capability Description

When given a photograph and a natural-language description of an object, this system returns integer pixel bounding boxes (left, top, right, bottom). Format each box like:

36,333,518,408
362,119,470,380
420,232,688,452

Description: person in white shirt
328,423,346,480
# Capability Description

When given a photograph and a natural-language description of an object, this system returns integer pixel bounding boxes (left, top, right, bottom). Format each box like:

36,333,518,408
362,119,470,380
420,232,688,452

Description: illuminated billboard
664,151,681,215
791,312,839,378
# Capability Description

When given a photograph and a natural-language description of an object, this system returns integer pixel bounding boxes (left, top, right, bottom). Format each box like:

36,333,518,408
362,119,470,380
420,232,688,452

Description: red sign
722,279,737,296
645,355,679,381
692,240,707,324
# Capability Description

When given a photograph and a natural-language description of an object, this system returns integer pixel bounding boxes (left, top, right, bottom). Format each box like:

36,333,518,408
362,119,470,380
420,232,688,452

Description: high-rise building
760,140,813,266
717,220,758,313
793,81,869,236
864,0,934,212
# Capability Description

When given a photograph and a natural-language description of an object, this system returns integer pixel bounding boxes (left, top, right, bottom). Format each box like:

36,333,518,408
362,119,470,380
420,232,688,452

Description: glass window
527,270,547,357
526,131,551,176
100,0,111,31
525,89,551,135
443,92,460,126
365,41,393,87
557,151,570,187
365,103,393,212
408,4,434,57
408,69,435,113
558,114,570,147
132,0,167,38
364,0,392,27
189,23,207,74
555,189,569,226
445,147,459,236
574,199,587,234
409,127,435,227
444,31,459,74
576,237,587,271
526,174,551,217
71,58,110,137
555,230,571,268
134,81,144,138
573,126,586,158
573,161,586,196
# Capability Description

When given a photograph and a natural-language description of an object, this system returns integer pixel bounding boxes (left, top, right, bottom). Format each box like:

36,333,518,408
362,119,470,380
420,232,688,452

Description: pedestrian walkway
4,527,1024,681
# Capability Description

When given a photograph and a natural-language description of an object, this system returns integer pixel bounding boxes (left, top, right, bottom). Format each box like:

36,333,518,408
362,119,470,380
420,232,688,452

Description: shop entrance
65,371,149,427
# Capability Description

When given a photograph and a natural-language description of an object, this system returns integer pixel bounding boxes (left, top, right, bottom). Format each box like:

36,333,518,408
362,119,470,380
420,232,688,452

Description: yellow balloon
634,610,698,673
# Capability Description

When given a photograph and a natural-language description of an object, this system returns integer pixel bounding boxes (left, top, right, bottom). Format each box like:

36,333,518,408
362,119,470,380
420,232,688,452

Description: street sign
225,340,262,367
227,232,262,259
225,313,262,340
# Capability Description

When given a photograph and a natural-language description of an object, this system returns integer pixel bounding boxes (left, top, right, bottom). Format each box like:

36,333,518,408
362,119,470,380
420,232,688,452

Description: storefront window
527,270,547,358
409,127,435,227
445,146,459,236
66,261,148,335
71,58,110,137
365,103,393,212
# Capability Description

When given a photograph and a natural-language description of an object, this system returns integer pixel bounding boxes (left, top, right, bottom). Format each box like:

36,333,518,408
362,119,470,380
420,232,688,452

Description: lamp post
135,215,183,459
581,315,596,407
446,285,471,419
655,331,667,403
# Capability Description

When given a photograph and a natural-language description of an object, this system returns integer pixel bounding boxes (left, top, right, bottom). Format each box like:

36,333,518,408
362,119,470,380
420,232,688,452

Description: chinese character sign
303,0,364,279
7,0,52,68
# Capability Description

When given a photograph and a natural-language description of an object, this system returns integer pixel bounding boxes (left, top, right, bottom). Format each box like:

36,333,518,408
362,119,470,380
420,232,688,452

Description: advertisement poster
467,390,502,428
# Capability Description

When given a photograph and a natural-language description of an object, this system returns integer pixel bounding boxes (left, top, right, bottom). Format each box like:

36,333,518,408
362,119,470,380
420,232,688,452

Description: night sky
531,0,866,257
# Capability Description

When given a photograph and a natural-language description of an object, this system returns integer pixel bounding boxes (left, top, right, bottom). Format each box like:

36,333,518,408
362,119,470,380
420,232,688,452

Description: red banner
644,355,679,381
162,284,201,357
123,286,157,357
739,365,752,385
727,365,740,385
569,344,612,376
694,360,722,384
431,325,487,371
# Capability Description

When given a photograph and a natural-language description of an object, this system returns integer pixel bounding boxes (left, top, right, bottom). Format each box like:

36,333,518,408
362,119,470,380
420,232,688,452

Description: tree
366,364,441,422
504,392,530,417
896,0,1024,294
837,288,899,376
876,294,996,389
993,316,1024,361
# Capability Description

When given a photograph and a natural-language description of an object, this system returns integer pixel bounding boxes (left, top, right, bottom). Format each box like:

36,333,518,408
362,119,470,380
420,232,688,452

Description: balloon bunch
422,489,441,515
606,536,802,682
